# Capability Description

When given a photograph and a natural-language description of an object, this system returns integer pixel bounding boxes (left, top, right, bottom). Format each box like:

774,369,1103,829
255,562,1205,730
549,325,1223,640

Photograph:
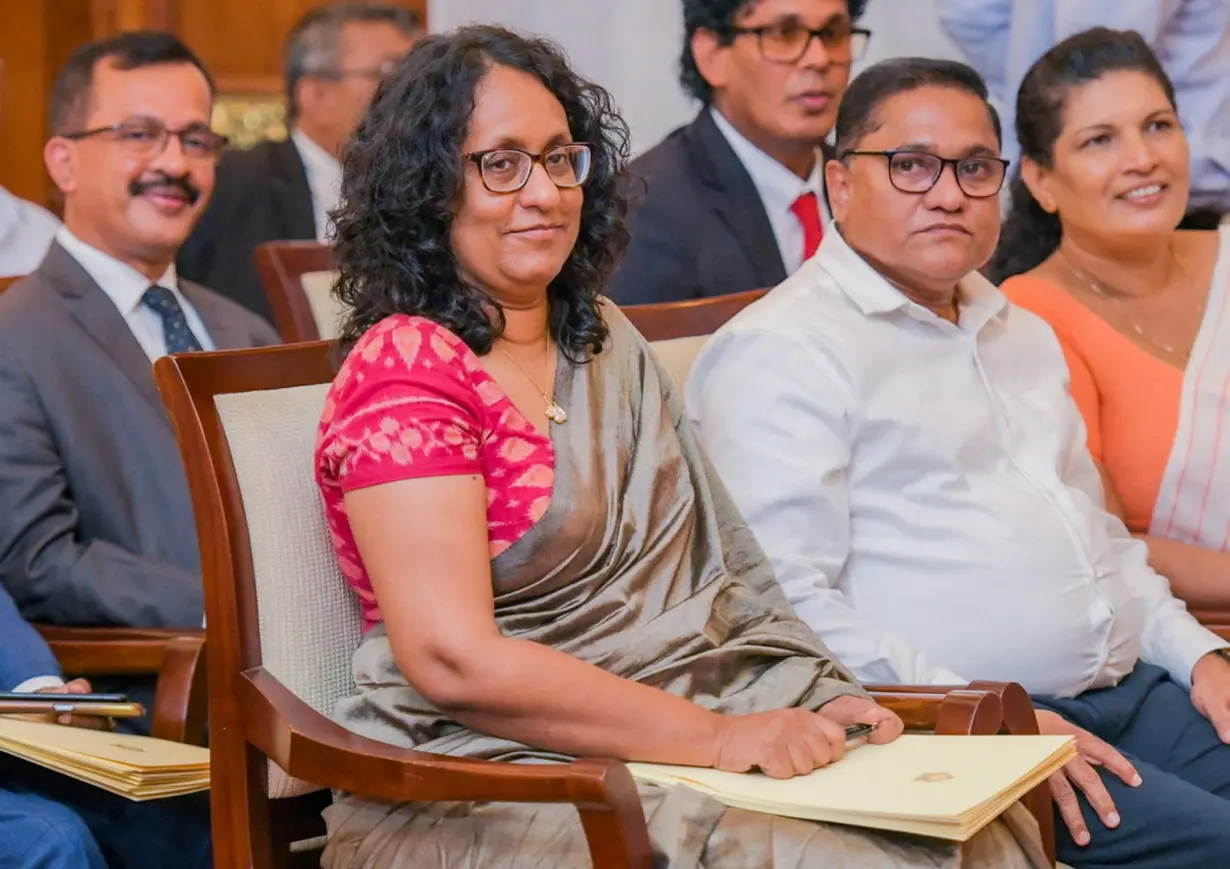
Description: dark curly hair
680,0,869,104
331,25,630,359
989,29,1176,283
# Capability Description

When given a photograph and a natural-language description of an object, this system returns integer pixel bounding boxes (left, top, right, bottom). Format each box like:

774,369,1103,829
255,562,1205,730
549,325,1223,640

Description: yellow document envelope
629,734,1074,841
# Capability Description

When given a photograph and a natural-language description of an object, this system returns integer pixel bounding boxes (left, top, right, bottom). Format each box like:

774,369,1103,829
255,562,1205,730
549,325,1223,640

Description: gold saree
322,306,1046,869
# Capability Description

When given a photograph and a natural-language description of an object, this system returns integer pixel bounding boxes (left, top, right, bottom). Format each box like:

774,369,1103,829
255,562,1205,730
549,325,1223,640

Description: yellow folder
0,717,209,801
628,734,1075,841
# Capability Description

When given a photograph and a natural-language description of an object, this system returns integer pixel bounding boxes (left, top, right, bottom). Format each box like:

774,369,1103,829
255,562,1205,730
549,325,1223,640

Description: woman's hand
708,698,900,780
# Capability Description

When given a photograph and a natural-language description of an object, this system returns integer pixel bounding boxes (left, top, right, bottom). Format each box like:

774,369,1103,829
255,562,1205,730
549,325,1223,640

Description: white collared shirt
0,186,60,278
56,227,214,361
291,128,342,243
686,229,1225,697
710,107,829,276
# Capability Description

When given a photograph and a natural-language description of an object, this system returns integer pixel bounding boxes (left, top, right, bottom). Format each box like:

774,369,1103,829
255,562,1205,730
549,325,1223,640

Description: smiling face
449,64,584,306
44,59,215,272
826,85,1003,294
1022,69,1188,246
694,0,857,160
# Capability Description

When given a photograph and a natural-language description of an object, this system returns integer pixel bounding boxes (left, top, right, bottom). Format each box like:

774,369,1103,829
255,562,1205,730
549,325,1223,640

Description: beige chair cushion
215,383,363,799
300,270,345,340
650,335,708,392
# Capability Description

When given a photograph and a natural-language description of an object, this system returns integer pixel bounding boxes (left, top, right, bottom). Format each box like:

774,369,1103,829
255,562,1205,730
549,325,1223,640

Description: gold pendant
545,402,568,425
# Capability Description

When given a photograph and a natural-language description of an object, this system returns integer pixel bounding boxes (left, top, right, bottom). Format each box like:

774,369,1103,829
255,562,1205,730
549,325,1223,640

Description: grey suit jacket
0,242,280,628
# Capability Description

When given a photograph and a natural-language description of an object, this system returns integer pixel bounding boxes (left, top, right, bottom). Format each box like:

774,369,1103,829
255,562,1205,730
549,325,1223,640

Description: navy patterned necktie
142,285,203,354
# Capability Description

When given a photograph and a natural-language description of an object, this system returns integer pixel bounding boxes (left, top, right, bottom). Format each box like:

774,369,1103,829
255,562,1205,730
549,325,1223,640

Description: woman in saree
991,29,1230,613
314,25,1046,869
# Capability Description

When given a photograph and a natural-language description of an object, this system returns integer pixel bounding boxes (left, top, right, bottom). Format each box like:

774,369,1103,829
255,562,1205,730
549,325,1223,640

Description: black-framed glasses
839,149,1010,198
61,118,229,162
727,20,871,64
464,143,593,194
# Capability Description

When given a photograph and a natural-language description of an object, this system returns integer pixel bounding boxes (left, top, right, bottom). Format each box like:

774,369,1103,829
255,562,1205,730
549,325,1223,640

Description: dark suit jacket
178,138,316,326
0,242,280,630
608,110,833,305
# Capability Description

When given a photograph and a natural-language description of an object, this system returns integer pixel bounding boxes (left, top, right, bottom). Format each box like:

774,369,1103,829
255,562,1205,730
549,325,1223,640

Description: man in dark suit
0,585,211,869
608,0,870,305
178,2,421,324
0,33,277,684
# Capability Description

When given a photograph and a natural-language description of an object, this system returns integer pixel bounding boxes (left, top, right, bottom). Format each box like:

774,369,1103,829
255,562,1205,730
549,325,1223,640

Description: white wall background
428,0,970,156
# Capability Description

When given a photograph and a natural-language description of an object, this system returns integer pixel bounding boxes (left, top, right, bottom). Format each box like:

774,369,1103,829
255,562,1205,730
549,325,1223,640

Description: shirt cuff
12,675,65,694
1151,620,1228,689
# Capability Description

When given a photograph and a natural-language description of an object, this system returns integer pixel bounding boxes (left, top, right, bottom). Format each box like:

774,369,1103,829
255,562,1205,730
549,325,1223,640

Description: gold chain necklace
495,340,567,425
1057,247,1200,364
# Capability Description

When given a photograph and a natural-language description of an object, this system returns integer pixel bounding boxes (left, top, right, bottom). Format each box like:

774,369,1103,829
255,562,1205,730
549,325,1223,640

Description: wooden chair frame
620,289,769,341
253,241,336,343
36,625,208,745
154,340,1054,869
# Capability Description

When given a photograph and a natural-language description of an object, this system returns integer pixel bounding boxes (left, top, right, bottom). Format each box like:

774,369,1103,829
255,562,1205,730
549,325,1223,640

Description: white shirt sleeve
687,328,969,687
12,675,65,694
1058,394,1226,688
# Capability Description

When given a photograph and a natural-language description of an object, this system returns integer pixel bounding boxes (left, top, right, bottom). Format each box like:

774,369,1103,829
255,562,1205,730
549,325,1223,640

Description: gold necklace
495,341,567,425
1057,247,1200,364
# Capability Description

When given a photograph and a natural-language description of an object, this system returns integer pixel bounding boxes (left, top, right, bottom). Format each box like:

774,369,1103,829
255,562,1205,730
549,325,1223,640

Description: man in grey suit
0,32,278,649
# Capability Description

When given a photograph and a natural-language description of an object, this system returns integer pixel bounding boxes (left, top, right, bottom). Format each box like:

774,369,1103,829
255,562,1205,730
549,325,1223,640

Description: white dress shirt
56,227,214,360
687,229,1225,697
291,128,343,243
0,186,61,278
710,108,829,275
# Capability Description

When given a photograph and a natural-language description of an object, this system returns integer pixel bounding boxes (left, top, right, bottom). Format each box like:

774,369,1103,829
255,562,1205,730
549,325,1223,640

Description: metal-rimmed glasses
726,20,871,64
61,117,229,162
464,143,593,194
839,149,1010,198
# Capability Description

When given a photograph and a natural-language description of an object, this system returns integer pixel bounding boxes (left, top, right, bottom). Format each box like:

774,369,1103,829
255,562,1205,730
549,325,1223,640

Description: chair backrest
622,289,769,390
155,341,353,869
620,288,768,342
254,241,343,343
0,275,26,294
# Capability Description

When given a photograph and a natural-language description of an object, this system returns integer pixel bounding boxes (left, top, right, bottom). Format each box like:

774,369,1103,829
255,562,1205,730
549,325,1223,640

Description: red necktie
790,191,824,261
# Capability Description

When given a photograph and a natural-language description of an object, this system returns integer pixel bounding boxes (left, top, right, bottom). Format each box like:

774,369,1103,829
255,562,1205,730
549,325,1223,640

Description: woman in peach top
990,29,1230,611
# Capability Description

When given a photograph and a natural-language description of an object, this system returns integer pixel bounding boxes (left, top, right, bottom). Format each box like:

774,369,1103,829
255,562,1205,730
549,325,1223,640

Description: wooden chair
621,289,769,342
253,241,341,343
0,275,25,293
36,625,208,745
621,289,768,391
153,339,1054,869
1192,610,1230,641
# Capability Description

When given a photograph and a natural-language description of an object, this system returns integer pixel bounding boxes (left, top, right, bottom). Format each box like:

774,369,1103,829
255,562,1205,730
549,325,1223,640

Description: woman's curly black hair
331,25,631,359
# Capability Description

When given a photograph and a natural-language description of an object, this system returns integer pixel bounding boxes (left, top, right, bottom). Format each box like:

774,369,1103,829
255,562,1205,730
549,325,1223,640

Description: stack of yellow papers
629,734,1074,841
0,717,209,801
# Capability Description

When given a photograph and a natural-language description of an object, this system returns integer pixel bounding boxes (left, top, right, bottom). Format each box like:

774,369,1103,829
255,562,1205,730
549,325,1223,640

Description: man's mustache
128,173,201,205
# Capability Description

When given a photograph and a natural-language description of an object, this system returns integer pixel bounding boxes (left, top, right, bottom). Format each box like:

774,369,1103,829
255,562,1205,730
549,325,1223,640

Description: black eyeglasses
839,149,1010,198
726,20,871,64
464,143,593,194
61,118,229,162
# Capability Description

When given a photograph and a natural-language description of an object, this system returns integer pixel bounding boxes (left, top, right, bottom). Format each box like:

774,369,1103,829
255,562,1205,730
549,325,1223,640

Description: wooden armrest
870,689,1003,735
870,682,1055,865
36,626,208,746
241,667,653,868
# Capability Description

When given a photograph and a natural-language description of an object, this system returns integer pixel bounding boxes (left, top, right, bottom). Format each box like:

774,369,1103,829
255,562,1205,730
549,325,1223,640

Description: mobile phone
0,699,145,718
0,691,129,703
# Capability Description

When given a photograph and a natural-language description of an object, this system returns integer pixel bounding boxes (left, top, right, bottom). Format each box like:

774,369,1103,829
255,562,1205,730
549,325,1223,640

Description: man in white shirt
608,0,870,305
688,57,1230,868
179,2,421,325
